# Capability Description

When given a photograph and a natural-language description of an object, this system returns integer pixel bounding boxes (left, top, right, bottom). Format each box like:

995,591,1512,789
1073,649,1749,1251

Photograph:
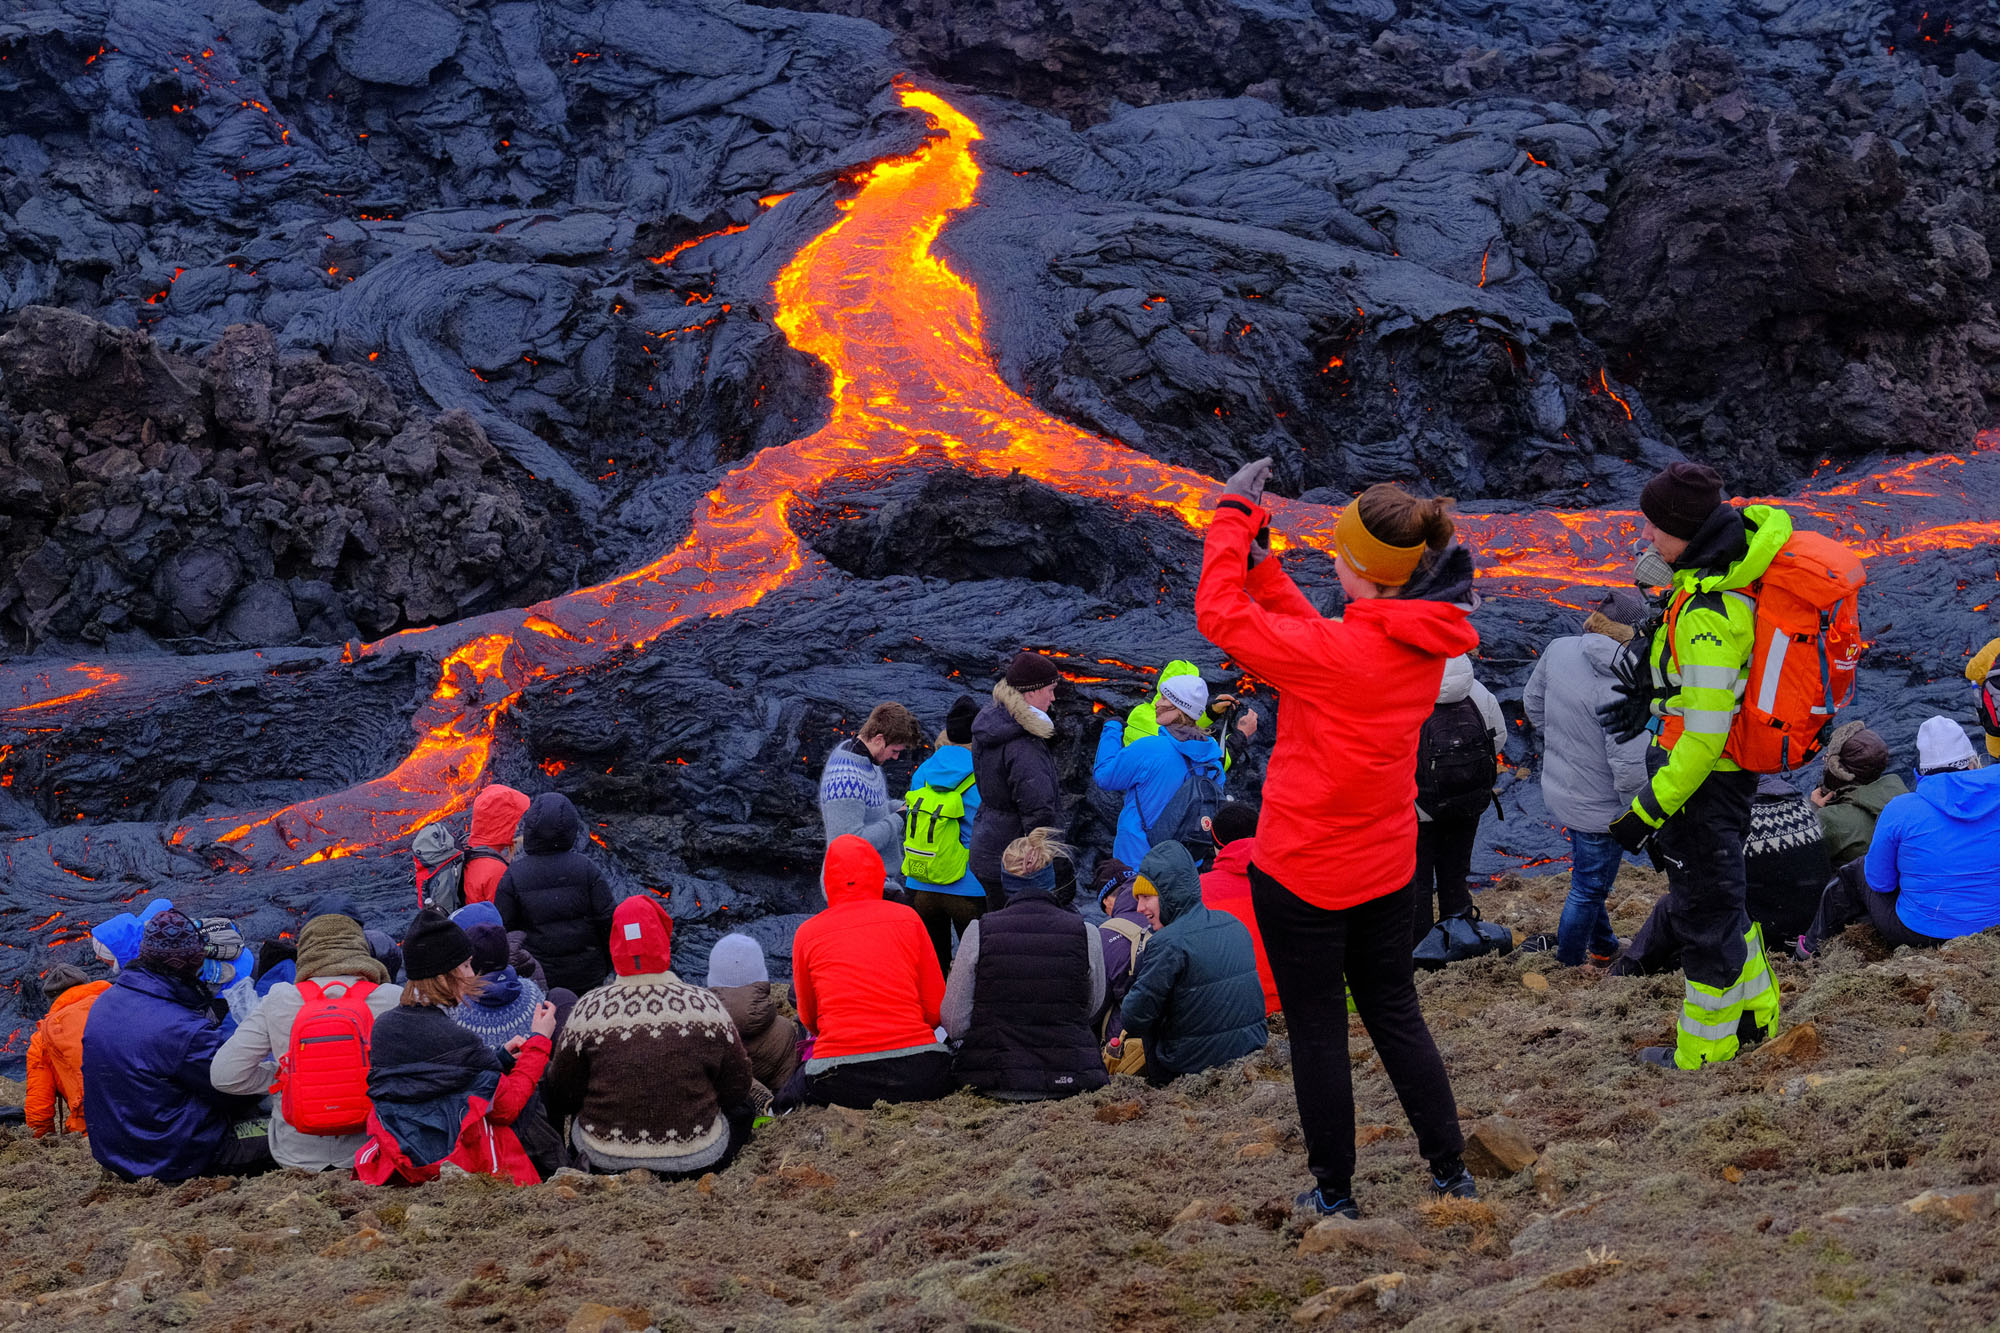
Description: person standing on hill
1968,634,2000,761
1602,463,1787,1070
495,792,616,997
1408,654,1505,943
819,701,925,887
903,695,986,976
1123,659,1260,774
970,653,1064,910
1195,461,1479,1220
1811,722,1908,868
462,784,531,905
1517,591,1653,966
1093,671,1226,869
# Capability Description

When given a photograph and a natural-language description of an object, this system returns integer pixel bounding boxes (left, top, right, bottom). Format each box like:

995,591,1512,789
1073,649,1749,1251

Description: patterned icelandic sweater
542,970,753,1171
818,739,901,871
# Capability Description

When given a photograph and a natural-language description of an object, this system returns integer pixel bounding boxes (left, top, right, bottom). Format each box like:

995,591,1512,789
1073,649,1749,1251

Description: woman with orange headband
1194,457,1480,1221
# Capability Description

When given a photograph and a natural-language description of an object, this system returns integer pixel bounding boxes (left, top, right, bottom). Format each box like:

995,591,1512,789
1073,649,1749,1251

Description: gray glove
1220,457,1273,507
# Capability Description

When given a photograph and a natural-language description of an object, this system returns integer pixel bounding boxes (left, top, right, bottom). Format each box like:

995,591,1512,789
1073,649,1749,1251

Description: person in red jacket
1200,803,1278,1015
463,784,531,905
25,966,110,1137
786,836,951,1109
1195,458,1480,1221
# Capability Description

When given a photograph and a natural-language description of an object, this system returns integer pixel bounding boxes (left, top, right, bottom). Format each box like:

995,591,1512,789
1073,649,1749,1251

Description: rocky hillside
3,870,1997,1331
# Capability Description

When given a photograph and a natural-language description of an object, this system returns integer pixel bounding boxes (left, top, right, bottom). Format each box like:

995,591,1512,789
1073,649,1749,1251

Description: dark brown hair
859,701,924,749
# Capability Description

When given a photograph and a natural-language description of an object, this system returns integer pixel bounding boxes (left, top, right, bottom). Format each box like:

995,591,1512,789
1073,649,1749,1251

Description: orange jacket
463,784,530,904
25,980,110,1136
792,837,944,1060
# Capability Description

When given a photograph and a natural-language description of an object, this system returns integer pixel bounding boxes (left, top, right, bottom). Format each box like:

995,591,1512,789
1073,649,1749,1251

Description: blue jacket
1119,842,1267,1076
1867,766,2000,939
1093,719,1225,868
81,968,241,1181
904,745,984,898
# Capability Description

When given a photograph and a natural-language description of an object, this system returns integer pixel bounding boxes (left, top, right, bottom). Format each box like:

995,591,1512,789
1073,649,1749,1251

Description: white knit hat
705,932,769,988
1158,673,1209,723
1916,716,1978,774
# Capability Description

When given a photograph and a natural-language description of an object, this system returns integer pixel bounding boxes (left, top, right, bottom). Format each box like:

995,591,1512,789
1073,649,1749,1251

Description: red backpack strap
295,979,324,1003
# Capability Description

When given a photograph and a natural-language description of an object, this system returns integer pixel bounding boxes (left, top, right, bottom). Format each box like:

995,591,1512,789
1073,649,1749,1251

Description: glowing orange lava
6,87,1996,870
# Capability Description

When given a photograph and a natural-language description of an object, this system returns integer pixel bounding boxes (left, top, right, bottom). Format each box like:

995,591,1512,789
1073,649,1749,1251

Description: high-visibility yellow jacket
1634,504,1794,828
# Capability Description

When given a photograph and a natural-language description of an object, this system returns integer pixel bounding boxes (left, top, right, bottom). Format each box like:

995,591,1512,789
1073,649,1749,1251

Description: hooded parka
495,793,615,995
1119,842,1267,1077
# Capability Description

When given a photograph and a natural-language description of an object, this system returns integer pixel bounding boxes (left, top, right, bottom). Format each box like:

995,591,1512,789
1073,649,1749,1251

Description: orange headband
1334,500,1427,587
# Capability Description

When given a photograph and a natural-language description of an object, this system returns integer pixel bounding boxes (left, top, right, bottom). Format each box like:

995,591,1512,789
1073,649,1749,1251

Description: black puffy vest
952,893,1109,1098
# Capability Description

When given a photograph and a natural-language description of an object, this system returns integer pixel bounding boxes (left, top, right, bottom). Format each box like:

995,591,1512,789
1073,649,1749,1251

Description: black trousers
910,890,985,978
1617,769,1757,989
1250,866,1464,1193
797,1050,955,1110
1408,807,1482,945
1802,861,1947,954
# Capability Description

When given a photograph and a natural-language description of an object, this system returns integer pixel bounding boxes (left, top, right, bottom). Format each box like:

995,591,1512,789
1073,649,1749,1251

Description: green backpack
902,774,977,886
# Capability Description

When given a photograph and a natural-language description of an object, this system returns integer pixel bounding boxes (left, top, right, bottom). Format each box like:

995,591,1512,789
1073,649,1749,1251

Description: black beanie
1004,651,1060,692
1639,462,1725,541
1211,802,1259,847
944,695,979,745
403,908,473,981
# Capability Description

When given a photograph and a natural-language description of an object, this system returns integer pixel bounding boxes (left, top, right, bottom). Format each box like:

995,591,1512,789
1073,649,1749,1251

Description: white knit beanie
705,932,769,988
1158,673,1209,723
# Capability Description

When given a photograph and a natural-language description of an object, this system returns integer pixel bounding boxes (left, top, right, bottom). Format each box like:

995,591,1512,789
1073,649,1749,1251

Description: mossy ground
4,867,1999,1330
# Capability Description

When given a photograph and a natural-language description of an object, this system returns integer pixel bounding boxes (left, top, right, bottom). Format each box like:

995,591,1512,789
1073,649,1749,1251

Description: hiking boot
1429,1155,1478,1200
1294,1185,1360,1220
1514,933,1556,955
1792,934,1816,963
1636,1045,1679,1069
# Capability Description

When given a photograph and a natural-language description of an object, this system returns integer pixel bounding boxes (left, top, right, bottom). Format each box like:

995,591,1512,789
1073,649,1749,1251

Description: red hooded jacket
791,837,945,1061
1201,839,1279,1014
609,895,673,975
463,785,531,905
1195,497,1480,909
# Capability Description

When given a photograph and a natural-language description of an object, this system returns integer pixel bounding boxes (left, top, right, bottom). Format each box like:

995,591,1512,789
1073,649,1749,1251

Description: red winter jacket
791,837,945,1060
352,1034,551,1186
1201,839,1279,1014
463,784,531,905
1195,497,1479,910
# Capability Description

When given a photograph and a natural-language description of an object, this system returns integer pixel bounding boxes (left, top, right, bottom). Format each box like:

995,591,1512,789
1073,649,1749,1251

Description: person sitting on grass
785,836,951,1109
1810,721,1908,869
1119,840,1267,1086
705,933,805,1098
355,910,556,1186
24,965,109,1139
1798,717,2000,958
544,897,757,1177
942,828,1108,1101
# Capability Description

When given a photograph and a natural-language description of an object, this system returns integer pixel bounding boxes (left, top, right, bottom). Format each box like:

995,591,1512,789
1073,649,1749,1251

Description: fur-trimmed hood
989,680,1055,740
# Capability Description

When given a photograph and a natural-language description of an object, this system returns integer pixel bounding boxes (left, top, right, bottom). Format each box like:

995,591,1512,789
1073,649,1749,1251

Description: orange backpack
277,980,379,1136
1668,529,1865,773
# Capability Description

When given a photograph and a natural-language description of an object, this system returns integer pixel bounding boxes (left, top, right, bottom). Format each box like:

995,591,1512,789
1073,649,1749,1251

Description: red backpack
1668,529,1865,773
277,980,379,1136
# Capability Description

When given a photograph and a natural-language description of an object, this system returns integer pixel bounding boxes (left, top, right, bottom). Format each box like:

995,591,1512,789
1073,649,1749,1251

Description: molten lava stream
10,87,2000,872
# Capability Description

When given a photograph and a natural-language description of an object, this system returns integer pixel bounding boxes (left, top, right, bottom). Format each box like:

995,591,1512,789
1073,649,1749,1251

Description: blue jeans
1556,829,1624,965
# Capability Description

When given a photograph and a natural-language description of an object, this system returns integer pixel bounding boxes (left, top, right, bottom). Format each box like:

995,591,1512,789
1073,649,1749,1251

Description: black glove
1609,808,1653,854
1597,633,1656,744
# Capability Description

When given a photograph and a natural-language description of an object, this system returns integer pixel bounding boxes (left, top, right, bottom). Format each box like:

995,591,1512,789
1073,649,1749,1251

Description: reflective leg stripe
1672,926,1780,1067
1755,627,1789,715
1687,968,1774,1009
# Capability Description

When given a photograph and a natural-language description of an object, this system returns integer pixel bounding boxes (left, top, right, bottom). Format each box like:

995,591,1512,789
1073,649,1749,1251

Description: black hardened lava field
1,0,1998,1059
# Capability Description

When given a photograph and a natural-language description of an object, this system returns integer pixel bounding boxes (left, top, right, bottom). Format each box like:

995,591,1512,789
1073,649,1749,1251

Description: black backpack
1144,751,1223,859
1416,697,1495,818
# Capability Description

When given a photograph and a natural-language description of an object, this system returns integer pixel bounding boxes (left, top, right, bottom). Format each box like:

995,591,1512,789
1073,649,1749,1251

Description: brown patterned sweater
542,969,753,1171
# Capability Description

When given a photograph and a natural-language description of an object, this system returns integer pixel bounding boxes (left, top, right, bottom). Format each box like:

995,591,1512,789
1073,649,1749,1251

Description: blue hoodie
904,745,984,897
1867,765,2000,939
90,899,175,970
1092,720,1225,869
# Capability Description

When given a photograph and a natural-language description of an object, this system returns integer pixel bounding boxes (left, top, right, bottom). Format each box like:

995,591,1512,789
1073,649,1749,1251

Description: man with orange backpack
212,910,399,1170
1601,462,1862,1070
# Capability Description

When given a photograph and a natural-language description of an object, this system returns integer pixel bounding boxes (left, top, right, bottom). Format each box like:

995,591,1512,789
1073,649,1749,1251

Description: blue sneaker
1429,1155,1478,1200
1294,1186,1360,1220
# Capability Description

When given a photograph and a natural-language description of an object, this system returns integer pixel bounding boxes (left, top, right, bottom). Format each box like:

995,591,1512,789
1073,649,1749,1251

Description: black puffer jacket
495,793,615,995
969,682,1061,885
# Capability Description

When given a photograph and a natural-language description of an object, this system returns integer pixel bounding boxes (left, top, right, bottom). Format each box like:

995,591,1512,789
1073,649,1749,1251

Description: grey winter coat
1523,631,1651,833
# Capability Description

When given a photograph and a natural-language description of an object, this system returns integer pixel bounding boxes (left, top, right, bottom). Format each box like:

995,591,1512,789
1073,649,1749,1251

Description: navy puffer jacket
1119,842,1267,1076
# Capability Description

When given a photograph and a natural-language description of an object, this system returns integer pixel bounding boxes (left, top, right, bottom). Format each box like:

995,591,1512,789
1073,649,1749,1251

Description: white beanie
1158,673,1209,723
705,932,769,988
1916,716,1978,774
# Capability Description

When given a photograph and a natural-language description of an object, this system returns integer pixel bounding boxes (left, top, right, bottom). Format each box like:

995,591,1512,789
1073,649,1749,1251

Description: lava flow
6,86,1999,872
